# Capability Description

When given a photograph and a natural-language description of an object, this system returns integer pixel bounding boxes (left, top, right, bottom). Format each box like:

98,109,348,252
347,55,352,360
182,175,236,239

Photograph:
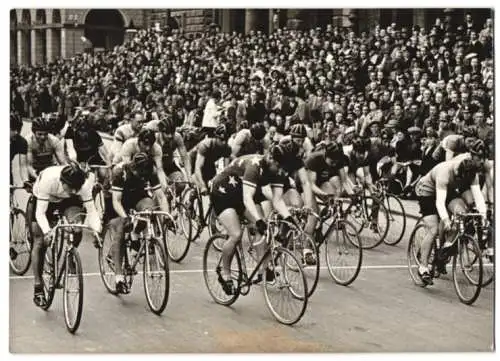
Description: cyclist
210,148,295,295
230,122,269,158
190,124,232,195
110,111,145,158
27,117,67,181
109,153,169,294
415,157,487,284
10,112,28,186
155,116,193,190
65,113,110,172
29,163,101,307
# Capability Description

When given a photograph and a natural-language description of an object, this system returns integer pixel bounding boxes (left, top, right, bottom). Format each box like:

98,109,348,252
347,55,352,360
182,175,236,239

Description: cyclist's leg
134,197,155,235
219,208,242,281
62,198,85,248
108,216,127,288
328,175,343,197
417,195,439,279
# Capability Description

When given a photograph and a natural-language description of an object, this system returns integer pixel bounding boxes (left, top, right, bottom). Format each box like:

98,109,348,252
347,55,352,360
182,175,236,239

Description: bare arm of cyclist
306,170,329,197
270,185,291,219
194,153,207,191
175,133,192,179
35,199,51,235
18,154,29,184
242,182,263,222
230,130,247,158
297,167,314,209
65,138,78,162
469,175,487,216
26,144,38,180
52,136,67,165
435,179,450,225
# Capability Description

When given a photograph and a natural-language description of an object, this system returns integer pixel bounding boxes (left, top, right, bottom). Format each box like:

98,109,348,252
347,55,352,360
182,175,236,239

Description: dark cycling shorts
105,191,153,220
417,189,463,217
210,174,267,217
163,160,182,176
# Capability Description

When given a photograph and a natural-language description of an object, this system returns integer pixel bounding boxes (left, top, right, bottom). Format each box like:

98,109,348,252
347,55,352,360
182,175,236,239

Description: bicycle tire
164,204,192,263
479,224,494,287
41,234,60,310
202,234,241,306
325,219,362,286
262,246,308,325
9,208,31,275
286,228,320,297
63,248,84,333
347,195,389,249
143,237,170,315
383,194,407,246
98,225,118,295
452,235,483,305
407,223,429,287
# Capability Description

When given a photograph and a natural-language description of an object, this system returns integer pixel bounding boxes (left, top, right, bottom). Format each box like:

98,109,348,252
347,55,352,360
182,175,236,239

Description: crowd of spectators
10,10,494,152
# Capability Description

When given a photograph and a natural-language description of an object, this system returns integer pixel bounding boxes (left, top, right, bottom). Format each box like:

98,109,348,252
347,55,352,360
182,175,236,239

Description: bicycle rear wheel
202,234,241,306
383,194,406,246
263,247,308,325
325,220,362,286
98,225,118,295
10,208,31,275
452,235,483,305
63,248,84,333
347,196,389,249
143,237,170,315
479,224,494,287
164,204,192,263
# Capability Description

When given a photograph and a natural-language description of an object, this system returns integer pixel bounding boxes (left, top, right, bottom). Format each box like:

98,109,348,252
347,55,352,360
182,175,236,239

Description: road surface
9,122,494,353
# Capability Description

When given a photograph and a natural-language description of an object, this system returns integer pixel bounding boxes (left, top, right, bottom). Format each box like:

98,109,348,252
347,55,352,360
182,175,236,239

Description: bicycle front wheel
202,234,241,306
98,225,118,295
143,237,170,315
10,208,31,275
383,194,406,246
325,220,362,286
164,205,192,263
63,248,84,334
452,235,483,305
263,247,308,325
286,229,320,297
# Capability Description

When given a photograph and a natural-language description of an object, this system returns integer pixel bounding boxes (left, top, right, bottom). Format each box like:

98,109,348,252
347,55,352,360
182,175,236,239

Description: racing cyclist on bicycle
230,122,269,158
109,111,146,158
210,147,295,295
415,157,487,284
27,117,67,181
109,153,169,294
29,163,101,307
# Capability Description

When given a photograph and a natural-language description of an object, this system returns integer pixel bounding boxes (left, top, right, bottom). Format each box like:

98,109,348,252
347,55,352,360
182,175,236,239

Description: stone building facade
11,8,492,67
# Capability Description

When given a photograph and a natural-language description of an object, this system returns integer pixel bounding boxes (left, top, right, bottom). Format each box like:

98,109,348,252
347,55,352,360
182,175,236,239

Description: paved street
9,123,494,352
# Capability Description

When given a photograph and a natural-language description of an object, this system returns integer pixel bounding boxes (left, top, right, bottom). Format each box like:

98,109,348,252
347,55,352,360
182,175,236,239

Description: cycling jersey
27,133,63,173
211,154,286,216
304,151,348,185
33,165,94,203
10,134,28,162
232,129,265,157
189,138,232,183
113,123,138,144
110,163,161,211
416,153,471,197
64,127,104,163
113,137,163,165
156,132,184,174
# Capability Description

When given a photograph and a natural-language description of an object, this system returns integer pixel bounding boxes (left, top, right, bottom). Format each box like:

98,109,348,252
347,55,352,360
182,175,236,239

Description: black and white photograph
8,6,494,353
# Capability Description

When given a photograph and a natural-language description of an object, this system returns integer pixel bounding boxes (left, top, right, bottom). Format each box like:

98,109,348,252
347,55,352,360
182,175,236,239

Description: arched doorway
84,9,125,50
51,10,61,60
21,9,31,65
10,10,17,66
35,10,47,64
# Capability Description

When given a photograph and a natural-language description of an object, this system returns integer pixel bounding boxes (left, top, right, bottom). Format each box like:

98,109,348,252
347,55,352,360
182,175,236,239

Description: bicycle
472,206,494,287
41,210,97,333
291,199,362,286
342,186,390,249
163,180,194,262
407,212,484,305
98,208,170,315
374,178,406,246
203,213,309,325
181,181,220,242
10,185,31,275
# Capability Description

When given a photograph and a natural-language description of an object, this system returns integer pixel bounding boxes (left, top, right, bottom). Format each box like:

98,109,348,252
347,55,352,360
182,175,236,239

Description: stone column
221,9,231,33
413,9,426,30
61,28,68,58
245,9,259,33
286,9,303,30
46,28,54,63
30,29,40,66
16,30,27,66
